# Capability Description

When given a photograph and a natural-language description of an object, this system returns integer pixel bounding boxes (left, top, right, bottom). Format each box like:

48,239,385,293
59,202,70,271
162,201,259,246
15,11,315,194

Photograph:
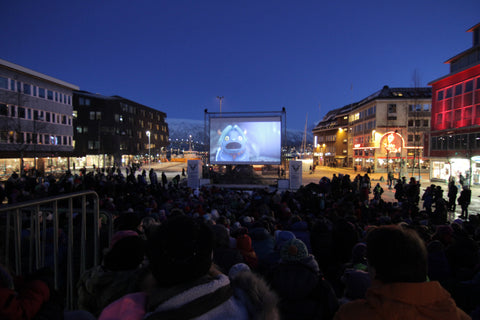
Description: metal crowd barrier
0,191,114,310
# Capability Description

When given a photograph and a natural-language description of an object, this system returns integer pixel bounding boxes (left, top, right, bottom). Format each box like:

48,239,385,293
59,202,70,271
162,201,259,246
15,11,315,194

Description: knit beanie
274,230,296,250
281,239,308,262
110,230,139,248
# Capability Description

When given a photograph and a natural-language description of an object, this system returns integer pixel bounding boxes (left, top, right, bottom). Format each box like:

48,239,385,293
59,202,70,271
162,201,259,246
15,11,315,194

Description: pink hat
110,230,139,248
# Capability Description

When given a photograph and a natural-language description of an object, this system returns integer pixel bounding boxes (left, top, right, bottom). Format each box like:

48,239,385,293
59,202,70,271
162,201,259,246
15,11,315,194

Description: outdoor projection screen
209,116,282,165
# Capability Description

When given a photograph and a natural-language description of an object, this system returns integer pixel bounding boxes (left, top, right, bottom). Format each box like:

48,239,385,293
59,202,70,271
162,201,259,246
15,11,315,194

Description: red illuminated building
429,22,480,183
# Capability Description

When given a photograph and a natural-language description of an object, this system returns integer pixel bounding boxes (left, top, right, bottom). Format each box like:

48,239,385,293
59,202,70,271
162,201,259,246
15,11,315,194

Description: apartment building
0,58,78,176
73,91,169,168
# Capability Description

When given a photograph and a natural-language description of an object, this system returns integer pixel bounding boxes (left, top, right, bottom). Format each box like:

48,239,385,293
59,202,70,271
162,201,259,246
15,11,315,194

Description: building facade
313,85,432,177
0,58,78,176
429,22,480,184
351,86,431,176
313,104,352,167
73,91,169,168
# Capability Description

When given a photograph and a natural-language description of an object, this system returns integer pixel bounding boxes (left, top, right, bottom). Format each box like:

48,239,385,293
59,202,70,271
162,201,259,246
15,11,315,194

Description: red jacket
334,280,471,320
0,279,50,320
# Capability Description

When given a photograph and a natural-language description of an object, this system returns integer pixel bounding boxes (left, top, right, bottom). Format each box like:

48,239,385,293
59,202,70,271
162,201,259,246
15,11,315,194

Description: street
148,162,480,221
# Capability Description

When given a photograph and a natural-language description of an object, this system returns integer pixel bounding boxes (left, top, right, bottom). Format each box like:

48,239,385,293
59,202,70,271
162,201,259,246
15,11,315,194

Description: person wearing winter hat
77,230,147,317
99,215,279,320
338,269,371,305
268,239,339,320
210,224,244,274
334,225,470,320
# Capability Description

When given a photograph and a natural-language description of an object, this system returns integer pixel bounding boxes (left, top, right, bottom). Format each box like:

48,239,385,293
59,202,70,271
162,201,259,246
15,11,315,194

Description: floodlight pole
217,96,224,114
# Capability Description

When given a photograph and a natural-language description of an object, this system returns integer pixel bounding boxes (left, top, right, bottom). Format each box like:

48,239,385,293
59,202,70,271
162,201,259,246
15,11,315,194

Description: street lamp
146,130,151,169
189,134,192,151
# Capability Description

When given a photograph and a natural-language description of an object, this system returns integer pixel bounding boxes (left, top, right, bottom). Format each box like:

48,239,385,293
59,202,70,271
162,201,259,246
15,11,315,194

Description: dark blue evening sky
1,1,479,131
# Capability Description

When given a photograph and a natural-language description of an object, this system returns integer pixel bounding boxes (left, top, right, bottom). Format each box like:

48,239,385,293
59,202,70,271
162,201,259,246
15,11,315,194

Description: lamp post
146,130,151,169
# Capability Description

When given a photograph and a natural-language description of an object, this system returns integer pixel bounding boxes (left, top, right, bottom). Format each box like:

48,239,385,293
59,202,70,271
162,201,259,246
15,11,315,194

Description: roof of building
467,22,480,33
0,58,79,90
312,86,431,131
354,86,431,107
75,91,167,116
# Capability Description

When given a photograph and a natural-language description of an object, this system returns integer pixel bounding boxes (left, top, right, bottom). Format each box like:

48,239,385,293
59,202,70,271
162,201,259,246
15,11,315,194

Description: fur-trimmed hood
230,270,280,320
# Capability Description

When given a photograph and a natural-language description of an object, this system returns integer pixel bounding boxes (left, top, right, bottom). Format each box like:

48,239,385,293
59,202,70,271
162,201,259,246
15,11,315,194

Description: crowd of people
1,165,480,319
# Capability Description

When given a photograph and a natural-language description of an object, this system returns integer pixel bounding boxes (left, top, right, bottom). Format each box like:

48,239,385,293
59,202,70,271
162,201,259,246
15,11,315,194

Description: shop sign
380,132,404,154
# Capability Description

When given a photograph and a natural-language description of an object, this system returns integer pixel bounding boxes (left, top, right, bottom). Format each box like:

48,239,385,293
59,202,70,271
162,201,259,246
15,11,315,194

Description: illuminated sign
380,132,404,154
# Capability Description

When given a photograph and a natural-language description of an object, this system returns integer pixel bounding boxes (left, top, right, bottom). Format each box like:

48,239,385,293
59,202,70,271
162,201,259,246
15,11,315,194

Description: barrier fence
0,191,114,310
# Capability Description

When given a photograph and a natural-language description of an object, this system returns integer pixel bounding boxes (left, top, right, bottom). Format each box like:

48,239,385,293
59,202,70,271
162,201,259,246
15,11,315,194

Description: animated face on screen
215,124,249,162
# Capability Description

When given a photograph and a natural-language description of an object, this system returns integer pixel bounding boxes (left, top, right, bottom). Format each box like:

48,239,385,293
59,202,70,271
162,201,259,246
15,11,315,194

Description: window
465,80,474,93
89,111,101,120
423,119,429,127
408,135,413,142
18,107,26,118
27,109,32,120
23,83,31,95
62,115,67,124
455,110,461,121
63,136,67,145
16,132,24,144
55,92,58,102
0,76,8,89
33,86,37,96
88,141,100,150
437,113,443,124
415,120,420,127
46,112,51,122
387,104,396,113
446,87,453,98
423,104,430,111
415,135,421,142
437,91,444,101
0,104,7,116
44,134,50,144
34,110,43,120
408,120,413,127
16,81,21,92
455,84,462,96
39,88,45,98
47,90,53,100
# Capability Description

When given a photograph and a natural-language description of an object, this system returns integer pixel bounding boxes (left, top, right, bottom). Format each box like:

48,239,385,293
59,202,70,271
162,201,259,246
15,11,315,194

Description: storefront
431,157,480,185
